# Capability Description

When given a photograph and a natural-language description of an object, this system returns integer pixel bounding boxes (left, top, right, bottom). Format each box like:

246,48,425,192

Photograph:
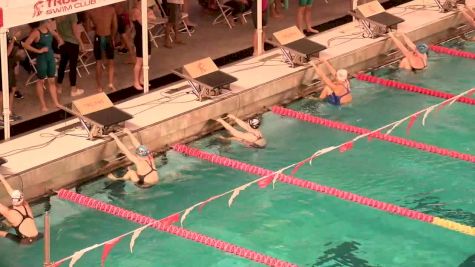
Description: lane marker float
57,189,298,267
271,106,475,163
172,144,475,236
355,73,475,105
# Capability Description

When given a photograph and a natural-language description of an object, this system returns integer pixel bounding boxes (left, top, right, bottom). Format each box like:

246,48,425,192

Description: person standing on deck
0,174,41,245
108,128,159,188
56,14,85,98
296,0,318,34
87,5,118,92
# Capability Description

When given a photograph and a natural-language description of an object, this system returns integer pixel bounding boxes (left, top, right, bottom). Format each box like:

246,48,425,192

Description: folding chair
154,0,193,37
271,26,326,68
77,25,98,75
148,0,170,47
213,0,234,29
349,1,405,38
21,44,40,86
171,57,237,101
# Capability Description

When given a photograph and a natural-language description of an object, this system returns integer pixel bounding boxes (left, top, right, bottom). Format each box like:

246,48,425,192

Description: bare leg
305,6,319,33
96,59,104,92
165,24,173,48
107,59,115,91
47,78,60,108
183,0,197,26
36,79,48,112
296,6,305,32
121,30,135,63
133,58,143,90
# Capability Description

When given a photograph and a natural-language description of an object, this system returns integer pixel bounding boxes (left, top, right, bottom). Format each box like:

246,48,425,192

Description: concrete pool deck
0,0,472,203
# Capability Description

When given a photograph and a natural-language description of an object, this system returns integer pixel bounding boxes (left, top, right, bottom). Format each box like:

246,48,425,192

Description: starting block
59,93,133,139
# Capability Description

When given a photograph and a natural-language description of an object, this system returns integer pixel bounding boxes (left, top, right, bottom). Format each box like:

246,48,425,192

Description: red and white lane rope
54,189,298,267
271,106,475,163
355,74,475,105
430,45,475,60
172,144,475,236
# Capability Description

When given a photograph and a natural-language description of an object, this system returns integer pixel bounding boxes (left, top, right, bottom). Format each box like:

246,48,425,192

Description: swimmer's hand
227,114,237,120
109,132,118,139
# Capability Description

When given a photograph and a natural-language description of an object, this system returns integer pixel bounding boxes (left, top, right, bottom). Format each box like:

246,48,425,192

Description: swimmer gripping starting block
349,1,404,38
271,26,327,68
172,57,238,101
59,93,133,140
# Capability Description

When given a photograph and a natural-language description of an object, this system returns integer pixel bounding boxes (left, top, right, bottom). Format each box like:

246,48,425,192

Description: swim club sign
0,0,125,28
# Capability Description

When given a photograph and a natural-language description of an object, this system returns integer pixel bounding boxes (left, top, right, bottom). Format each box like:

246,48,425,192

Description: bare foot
41,106,48,112
97,87,103,92
108,84,117,91
133,83,144,90
164,42,173,49
306,28,319,34
71,88,84,97
175,39,185,45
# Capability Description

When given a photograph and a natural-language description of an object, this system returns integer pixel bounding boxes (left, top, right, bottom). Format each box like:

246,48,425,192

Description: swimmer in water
108,128,159,188
215,114,267,148
0,174,41,245
388,31,428,71
310,59,352,105
458,5,475,41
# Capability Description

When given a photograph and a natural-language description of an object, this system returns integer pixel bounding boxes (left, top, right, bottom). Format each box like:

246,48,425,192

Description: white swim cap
11,190,24,206
336,69,348,82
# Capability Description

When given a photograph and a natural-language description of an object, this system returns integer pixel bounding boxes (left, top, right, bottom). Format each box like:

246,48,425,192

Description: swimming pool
1,37,474,267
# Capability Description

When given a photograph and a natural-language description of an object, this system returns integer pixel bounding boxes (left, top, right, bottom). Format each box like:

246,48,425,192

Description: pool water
1,38,474,267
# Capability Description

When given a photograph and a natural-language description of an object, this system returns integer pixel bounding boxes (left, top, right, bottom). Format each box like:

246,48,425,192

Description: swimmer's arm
400,32,417,52
22,31,43,54
0,174,14,196
387,32,411,58
50,29,64,47
228,114,254,132
322,58,337,77
123,128,141,148
0,203,8,217
109,133,139,164
311,61,337,89
459,7,475,28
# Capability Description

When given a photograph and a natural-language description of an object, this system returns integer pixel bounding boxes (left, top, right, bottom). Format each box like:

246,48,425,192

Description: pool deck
0,0,472,204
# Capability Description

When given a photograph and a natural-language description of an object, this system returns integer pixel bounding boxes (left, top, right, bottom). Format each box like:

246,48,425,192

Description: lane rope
57,189,297,267
173,144,475,236
271,106,475,163
355,73,475,105
430,44,475,60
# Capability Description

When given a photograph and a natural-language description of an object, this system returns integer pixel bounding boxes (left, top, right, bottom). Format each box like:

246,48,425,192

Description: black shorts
167,3,181,25
134,37,151,58
5,232,43,245
252,2,269,29
93,35,114,60
117,14,130,34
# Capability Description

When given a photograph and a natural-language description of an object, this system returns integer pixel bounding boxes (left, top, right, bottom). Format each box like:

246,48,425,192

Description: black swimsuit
5,206,42,245
136,158,156,188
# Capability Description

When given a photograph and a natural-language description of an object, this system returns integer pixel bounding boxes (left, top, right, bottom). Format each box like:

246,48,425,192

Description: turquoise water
1,39,474,267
